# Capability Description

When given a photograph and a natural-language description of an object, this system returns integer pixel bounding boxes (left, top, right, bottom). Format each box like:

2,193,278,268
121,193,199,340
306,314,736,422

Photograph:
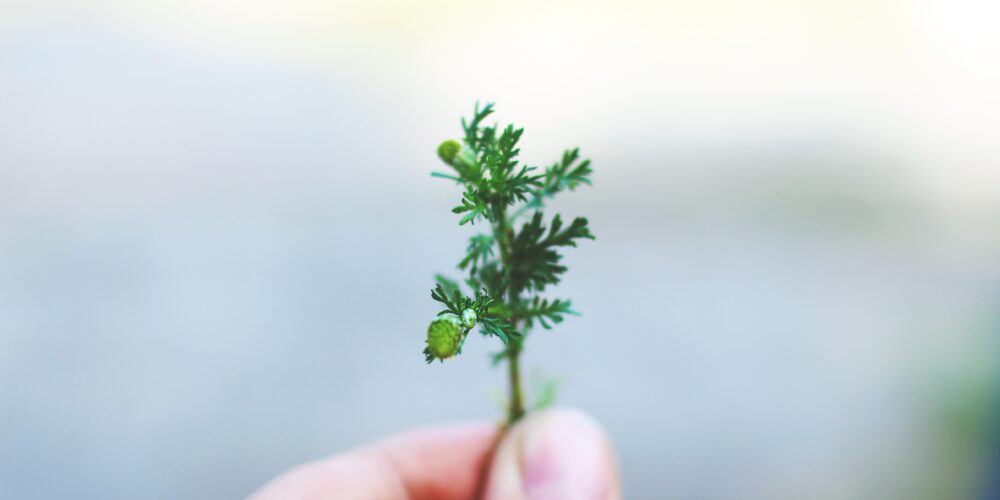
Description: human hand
250,408,621,500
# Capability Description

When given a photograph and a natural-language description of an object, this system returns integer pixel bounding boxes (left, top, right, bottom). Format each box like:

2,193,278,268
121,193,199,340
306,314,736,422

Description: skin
250,408,622,500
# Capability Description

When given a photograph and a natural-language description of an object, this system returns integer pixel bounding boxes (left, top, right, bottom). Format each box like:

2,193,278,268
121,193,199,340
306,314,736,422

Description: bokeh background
2,1,999,498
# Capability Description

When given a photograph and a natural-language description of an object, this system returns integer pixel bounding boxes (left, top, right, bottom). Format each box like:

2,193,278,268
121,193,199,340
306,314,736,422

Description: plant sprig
424,102,594,423
429,284,519,344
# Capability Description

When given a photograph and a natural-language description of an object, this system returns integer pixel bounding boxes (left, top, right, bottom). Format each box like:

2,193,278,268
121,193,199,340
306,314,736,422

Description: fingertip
484,408,621,500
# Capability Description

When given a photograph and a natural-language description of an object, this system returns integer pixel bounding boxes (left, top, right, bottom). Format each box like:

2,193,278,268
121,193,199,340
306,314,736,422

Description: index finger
250,420,501,500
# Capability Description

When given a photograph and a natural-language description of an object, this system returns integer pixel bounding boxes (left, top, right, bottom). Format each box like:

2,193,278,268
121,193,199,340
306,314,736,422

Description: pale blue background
2,3,999,498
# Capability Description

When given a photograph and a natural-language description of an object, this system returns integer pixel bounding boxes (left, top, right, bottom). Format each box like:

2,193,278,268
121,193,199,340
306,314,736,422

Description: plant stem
506,340,525,423
494,202,526,424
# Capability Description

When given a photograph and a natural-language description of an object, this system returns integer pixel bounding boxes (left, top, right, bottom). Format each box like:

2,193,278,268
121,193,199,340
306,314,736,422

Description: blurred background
2,0,999,498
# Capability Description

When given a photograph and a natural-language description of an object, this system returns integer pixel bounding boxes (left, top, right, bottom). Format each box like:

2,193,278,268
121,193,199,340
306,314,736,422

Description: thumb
483,408,622,500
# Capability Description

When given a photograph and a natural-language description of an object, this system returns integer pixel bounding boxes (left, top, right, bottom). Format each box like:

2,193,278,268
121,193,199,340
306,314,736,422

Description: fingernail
520,410,609,500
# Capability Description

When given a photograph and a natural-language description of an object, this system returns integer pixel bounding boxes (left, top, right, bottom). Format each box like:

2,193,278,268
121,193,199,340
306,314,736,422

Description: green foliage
427,284,519,355
530,374,561,410
433,274,462,297
519,148,593,214
458,234,495,273
461,101,495,152
521,296,578,330
452,186,492,225
424,102,594,421
510,212,594,293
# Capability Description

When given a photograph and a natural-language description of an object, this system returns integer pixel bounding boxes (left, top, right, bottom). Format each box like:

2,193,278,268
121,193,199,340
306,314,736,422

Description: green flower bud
425,313,465,361
461,308,477,329
437,140,462,166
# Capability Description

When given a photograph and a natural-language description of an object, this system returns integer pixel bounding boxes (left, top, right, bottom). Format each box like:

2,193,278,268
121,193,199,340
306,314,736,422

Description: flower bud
425,313,465,361
437,140,462,166
461,308,478,329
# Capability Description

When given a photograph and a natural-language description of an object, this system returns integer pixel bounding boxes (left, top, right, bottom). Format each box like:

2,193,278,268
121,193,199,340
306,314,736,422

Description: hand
250,408,622,500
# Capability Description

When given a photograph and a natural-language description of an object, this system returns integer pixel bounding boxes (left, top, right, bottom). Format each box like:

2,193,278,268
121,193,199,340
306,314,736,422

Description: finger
483,408,622,500
250,420,500,500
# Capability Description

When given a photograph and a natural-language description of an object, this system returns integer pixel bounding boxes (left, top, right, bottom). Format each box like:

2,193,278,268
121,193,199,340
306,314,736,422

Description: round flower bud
437,140,462,166
461,308,478,329
426,313,464,361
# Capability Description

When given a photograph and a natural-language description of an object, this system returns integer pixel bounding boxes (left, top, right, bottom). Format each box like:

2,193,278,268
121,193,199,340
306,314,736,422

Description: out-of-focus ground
1,1,999,498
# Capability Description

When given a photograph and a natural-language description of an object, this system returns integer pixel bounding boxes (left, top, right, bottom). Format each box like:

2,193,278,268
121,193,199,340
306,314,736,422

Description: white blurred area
1,1,998,499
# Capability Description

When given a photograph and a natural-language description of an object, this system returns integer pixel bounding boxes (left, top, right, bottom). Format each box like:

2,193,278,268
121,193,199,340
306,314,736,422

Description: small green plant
423,102,594,424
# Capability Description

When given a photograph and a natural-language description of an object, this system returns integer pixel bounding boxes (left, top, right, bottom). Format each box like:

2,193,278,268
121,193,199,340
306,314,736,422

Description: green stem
506,340,525,423
493,203,526,424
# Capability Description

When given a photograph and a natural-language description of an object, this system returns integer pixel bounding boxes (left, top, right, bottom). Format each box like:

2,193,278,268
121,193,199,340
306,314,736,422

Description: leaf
531,374,560,410
508,212,594,292
430,284,461,315
517,148,593,216
462,101,495,152
431,171,462,182
490,349,509,366
434,274,462,298
478,315,519,344
521,296,578,330
459,234,495,273
452,187,491,225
